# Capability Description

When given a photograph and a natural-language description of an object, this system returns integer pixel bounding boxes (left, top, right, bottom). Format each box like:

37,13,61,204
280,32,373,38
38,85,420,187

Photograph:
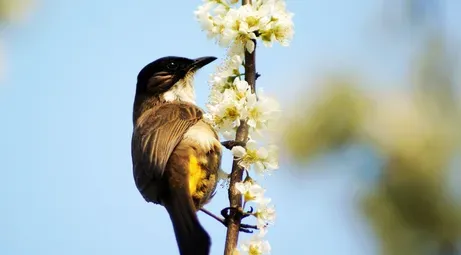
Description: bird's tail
164,188,211,255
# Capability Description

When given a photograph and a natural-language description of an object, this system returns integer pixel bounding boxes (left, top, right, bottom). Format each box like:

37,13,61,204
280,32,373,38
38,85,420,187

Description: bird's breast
183,121,221,152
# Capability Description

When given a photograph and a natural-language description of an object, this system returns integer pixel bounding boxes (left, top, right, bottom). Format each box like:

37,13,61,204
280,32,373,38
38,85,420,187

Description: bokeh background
1,0,460,254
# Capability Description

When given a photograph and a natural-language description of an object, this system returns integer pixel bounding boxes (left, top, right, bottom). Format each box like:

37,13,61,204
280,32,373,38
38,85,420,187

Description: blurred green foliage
282,77,369,162
282,1,461,254
362,88,461,255
0,0,32,25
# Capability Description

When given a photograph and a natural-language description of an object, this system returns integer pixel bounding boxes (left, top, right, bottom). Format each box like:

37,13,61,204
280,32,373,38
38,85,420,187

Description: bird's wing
132,102,203,180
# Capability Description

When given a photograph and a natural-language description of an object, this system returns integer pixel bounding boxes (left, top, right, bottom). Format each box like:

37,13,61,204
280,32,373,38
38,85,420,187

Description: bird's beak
188,56,217,71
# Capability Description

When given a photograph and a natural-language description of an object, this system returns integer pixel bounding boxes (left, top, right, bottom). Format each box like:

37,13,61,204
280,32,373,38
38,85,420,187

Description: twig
223,1,257,254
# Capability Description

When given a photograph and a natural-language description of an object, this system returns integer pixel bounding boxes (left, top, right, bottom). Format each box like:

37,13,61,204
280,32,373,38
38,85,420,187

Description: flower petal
231,146,246,158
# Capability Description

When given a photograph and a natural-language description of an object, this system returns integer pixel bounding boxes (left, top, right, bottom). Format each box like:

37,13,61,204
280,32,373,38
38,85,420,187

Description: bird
131,56,222,255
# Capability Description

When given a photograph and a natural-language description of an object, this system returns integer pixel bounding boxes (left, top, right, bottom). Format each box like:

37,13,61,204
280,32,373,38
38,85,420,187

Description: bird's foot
221,206,258,233
200,207,258,234
221,140,246,150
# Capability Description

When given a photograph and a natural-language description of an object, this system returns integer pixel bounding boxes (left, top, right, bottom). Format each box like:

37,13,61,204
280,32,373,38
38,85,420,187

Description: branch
223,1,257,254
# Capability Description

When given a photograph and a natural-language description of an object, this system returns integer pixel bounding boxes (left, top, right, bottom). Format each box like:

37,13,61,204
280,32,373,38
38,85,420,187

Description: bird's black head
136,56,217,95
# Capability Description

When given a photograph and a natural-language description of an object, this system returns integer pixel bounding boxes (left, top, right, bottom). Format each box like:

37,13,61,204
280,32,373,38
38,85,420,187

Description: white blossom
207,76,261,138
231,140,279,174
241,235,271,255
254,198,276,228
195,0,294,50
208,56,243,97
235,180,265,202
242,92,281,131
257,0,295,47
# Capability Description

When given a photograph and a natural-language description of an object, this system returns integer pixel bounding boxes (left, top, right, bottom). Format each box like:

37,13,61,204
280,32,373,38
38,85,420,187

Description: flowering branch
195,0,294,254
223,2,257,254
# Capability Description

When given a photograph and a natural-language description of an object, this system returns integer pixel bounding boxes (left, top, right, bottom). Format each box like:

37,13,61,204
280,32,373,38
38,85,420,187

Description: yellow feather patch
188,155,204,196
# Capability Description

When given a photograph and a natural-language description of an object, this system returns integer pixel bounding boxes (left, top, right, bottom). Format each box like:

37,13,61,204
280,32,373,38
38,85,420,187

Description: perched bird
131,56,222,255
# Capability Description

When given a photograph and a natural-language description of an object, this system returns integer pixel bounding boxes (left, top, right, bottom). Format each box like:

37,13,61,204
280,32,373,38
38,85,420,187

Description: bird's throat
162,74,196,104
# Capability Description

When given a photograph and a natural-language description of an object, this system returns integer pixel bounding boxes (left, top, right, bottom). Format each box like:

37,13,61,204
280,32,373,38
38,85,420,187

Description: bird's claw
221,140,246,150
221,207,258,233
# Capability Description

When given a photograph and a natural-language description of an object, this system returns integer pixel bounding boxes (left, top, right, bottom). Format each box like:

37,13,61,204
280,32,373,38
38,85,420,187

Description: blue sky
1,0,460,254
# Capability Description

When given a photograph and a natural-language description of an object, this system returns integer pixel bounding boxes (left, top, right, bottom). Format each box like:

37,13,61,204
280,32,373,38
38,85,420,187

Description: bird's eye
166,62,178,70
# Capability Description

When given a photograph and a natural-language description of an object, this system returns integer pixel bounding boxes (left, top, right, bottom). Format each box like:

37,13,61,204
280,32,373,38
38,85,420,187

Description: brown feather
132,102,203,201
